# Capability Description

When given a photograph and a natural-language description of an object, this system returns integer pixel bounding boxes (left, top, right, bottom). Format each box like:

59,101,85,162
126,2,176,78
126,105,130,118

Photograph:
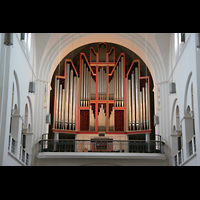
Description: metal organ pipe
128,79,132,130
61,89,65,129
145,82,149,130
55,79,59,128
131,73,135,130
135,67,140,130
142,87,146,130
80,59,84,107
72,76,77,130
58,84,62,129
121,57,124,107
118,61,121,107
68,69,74,130
116,65,118,107
83,63,86,107
64,63,70,129
140,91,143,129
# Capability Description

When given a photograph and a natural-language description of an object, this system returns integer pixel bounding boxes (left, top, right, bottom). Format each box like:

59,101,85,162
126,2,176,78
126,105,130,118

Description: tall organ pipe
142,87,146,130
131,73,135,130
72,76,77,130
55,79,60,128
68,69,74,130
145,82,149,129
128,79,132,130
118,62,121,107
83,63,86,107
121,57,124,107
64,63,70,129
135,67,140,130
80,59,84,106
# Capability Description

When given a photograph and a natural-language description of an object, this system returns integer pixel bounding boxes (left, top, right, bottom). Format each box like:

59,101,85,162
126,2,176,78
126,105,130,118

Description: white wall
0,33,36,165
167,33,200,165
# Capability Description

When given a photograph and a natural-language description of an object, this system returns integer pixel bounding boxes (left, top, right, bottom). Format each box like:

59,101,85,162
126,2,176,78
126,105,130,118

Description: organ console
52,42,151,135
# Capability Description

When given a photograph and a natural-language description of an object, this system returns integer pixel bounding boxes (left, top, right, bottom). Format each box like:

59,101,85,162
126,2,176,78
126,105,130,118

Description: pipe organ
52,43,151,136
54,61,78,131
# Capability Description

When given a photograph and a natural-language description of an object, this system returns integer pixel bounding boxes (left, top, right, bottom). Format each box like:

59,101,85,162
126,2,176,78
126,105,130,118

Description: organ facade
52,43,152,139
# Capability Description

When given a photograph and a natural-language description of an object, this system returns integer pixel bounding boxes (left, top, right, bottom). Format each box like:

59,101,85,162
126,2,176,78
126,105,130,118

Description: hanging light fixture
154,115,159,125
196,33,200,48
169,82,176,94
4,33,13,46
46,114,51,124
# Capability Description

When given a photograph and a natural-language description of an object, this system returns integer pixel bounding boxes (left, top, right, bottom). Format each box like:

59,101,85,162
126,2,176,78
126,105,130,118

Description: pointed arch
171,98,177,132
13,70,20,114
184,72,192,115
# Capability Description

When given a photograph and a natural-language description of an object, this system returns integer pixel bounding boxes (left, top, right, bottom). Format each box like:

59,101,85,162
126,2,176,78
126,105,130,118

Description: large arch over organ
49,42,155,144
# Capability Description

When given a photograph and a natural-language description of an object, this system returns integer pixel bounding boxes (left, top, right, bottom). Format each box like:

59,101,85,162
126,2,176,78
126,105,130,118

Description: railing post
145,133,150,152
54,132,59,151
192,136,196,153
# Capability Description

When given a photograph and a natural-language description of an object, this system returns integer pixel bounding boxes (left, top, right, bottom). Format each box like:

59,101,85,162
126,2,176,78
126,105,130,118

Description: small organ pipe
64,63,70,129
68,69,74,130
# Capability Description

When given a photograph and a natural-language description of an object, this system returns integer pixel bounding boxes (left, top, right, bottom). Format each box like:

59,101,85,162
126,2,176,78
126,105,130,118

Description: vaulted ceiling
35,33,171,84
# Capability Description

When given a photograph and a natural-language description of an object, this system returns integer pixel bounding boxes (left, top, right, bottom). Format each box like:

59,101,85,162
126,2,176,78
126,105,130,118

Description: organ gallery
50,42,154,140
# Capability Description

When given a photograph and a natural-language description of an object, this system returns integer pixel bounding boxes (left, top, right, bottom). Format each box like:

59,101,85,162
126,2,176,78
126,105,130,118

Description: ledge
37,152,166,160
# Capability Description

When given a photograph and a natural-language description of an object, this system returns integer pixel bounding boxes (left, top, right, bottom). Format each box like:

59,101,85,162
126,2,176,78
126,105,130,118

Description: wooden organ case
52,43,151,135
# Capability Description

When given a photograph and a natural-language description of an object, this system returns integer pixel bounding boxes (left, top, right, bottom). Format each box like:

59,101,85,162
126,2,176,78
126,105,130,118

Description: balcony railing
188,135,196,157
38,139,165,154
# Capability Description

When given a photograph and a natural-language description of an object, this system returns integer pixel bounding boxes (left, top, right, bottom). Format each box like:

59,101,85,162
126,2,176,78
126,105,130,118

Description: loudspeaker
197,33,200,48
181,33,185,43
154,115,159,125
169,82,176,94
29,82,35,93
4,33,13,46
46,114,51,124
21,33,25,41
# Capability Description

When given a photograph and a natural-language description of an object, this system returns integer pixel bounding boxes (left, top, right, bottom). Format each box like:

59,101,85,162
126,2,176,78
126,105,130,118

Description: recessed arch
184,72,192,115
171,98,177,132
13,70,20,114
38,33,166,85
